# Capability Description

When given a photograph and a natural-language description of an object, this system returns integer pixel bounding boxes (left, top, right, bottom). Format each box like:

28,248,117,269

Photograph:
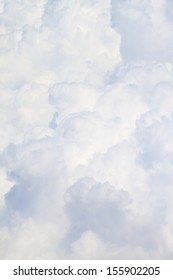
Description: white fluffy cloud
0,0,173,259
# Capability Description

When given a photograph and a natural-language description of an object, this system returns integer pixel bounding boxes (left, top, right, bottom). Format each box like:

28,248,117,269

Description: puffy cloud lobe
65,177,131,243
111,0,173,61
0,0,173,259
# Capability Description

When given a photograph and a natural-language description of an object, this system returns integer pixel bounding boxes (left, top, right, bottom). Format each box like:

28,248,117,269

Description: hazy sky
0,0,173,259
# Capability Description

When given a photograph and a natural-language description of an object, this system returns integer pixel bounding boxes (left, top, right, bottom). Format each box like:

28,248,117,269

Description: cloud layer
0,0,173,259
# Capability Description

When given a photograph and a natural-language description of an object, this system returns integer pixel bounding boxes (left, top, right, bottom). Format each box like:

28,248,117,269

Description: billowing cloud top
0,0,173,259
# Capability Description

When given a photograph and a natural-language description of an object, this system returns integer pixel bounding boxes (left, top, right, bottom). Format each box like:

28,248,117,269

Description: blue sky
0,0,173,259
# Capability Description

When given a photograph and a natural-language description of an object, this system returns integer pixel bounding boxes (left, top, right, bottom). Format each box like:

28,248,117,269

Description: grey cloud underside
0,0,173,259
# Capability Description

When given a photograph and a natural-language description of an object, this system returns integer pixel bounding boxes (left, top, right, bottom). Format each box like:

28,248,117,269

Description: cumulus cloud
0,0,173,259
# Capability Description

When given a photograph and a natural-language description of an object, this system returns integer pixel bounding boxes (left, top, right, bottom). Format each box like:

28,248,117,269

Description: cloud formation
0,0,173,259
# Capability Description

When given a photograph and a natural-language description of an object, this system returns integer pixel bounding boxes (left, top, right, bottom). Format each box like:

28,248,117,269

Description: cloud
0,0,173,259
65,177,131,244
111,0,173,61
